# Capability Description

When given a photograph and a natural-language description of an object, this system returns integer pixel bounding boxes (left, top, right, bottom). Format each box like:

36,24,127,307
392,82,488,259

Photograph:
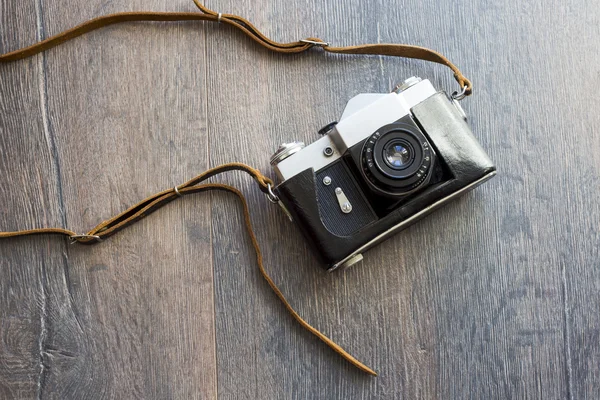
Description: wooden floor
1,0,599,398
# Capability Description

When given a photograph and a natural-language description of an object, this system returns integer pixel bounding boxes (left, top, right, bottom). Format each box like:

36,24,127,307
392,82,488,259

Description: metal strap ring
452,85,468,101
266,183,279,203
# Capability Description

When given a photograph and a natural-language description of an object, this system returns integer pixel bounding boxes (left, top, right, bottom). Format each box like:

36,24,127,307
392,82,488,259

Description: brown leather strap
0,0,472,376
0,163,377,376
0,1,472,95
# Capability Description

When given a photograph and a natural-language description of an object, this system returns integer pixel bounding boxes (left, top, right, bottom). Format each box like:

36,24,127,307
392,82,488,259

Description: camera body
270,77,496,271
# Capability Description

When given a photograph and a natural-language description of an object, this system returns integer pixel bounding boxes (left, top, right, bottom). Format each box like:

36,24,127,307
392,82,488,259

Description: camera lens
361,122,435,197
383,140,414,170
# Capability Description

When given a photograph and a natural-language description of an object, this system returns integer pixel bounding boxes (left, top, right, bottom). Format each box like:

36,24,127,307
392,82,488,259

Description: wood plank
1,0,217,398
553,3,600,399
204,0,595,398
39,0,217,396
0,1,66,398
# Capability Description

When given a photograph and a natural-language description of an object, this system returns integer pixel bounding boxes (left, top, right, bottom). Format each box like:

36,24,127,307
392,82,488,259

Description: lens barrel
361,122,434,196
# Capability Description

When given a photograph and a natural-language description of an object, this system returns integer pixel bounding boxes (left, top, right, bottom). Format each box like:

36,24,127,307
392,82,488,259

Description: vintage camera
269,77,496,271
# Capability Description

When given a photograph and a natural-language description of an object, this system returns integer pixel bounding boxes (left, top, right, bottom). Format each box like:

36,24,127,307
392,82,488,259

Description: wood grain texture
0,0,599,399
1,0,217,398
205,0,599,398
0,2,61,398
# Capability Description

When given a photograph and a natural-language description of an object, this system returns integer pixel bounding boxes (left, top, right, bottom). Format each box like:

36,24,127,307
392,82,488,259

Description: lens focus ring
361,122,434,197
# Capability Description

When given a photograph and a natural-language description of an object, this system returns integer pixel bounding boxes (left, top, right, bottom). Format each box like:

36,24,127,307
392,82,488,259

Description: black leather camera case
274,92,496,271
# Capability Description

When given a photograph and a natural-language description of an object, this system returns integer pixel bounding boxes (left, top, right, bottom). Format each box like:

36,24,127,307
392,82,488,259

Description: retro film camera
269,77,496,271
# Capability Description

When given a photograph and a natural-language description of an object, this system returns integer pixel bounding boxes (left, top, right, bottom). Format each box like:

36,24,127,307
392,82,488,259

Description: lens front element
383,140,414,170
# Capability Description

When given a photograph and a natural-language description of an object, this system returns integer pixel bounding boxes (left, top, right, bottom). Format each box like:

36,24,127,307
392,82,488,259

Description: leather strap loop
0,163,377,376
0,1,472,95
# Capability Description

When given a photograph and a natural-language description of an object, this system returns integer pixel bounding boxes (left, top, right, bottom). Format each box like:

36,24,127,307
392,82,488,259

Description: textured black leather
275,92,496,269
315,160,377,236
